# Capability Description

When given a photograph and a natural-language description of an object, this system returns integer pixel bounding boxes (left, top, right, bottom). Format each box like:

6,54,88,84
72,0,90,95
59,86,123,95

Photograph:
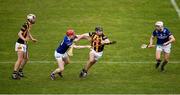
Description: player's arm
163,35,176,46
67,43,91,56
28,32,37,42
74,33,91,42
18,31,27,41
101,38,116,45
148,35,155,48
73,44,91,49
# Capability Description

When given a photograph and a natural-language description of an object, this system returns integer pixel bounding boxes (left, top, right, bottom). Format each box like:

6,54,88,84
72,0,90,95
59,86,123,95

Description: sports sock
161,61,168,71
156,59,161,64
82,69,87,73
13,71,18,74
156,59,161,68
19,68,23,72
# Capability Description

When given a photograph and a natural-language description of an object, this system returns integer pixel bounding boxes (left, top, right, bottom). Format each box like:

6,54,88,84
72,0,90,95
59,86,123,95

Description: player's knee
90,60,96,64
56,68,63,72
17,57,23,63
156,55,161,60
89,57,96,63
24,58,29,62
163,60,168,63
24,56,29,61
59,67,64,72
65,60,70,64
164,57,169,62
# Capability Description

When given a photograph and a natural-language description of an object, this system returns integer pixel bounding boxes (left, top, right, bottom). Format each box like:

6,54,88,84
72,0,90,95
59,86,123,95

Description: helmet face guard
95,26,103,32
27,14,36,24
155,21,163,30
95,26,103,35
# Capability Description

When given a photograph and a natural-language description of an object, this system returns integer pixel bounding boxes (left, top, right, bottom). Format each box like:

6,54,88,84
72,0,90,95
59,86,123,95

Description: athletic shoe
155,63,160,69
83,72,87,77
161,65,165,72
79,69,87,78
50,73,55,80
12,73,20,80
79,70,83,78
18,71,24,77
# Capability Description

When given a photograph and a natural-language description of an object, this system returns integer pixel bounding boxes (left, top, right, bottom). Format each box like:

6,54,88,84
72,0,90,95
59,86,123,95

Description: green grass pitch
0,0,180,94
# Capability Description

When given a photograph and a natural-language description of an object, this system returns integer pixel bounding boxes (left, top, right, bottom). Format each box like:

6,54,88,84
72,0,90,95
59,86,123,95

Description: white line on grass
171,0,180,18
0,61,179,64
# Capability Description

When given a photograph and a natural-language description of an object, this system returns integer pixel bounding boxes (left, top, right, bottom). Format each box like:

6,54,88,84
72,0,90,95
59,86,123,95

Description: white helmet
155,21,163,27
27,14,36,24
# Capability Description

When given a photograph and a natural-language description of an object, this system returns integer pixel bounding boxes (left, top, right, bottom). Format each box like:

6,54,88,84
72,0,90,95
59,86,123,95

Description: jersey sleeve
20,23,28,31
152,30,157,37
166,29,172,36
64,36,73,46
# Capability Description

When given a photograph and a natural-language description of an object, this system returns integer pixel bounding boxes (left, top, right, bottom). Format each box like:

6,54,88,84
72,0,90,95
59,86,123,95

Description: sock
19,68,23,72
155,59,161,68
82,69,87,73
13,71,18,74
156,59,161,64
162,61,168,67
160,61,168,71
58,72,63,77
58,72,61,75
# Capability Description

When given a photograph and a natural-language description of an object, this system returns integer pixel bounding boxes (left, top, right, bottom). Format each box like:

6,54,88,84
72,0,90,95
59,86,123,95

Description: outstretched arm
74,33,91,42
101,39,116,45
28,32,38,42
67,43,91,56
73,44,91,49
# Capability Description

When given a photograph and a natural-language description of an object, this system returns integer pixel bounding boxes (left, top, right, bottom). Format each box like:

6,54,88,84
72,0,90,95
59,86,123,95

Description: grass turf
0,62,180,94
0,0,180,94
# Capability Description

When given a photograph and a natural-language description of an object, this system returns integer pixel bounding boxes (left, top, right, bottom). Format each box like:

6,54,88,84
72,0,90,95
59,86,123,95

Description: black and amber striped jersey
89,32,108,52
17,21,31,44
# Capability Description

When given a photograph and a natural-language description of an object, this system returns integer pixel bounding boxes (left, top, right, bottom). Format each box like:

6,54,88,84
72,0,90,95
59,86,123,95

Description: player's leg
57,56,70,77
12,51,24,79
80,51,96,78
155,46,162,69
84,52,96,72
161,52,169,71
161,44,171,71
63,54,70,65
155,51,162,68
19,51,29,77
50,58,65,80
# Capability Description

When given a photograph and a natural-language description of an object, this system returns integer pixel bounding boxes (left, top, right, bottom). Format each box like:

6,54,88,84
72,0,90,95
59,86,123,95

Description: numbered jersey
152,28,172,45
17,21,31,44
89,32,108,52
56,36,74,54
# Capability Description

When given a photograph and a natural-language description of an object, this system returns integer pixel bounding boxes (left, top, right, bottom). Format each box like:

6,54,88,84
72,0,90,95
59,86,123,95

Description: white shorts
15,42,27,53
54,50,68,60
156,44,171,53
91,49,103,61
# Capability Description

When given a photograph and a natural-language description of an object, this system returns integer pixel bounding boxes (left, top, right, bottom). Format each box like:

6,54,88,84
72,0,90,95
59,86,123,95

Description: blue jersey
56,36,73,54
152,28,172,45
